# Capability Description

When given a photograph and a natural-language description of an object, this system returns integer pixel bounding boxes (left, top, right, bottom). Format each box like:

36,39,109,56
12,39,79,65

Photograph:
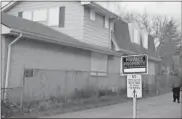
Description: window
104,16,109,29
90,52,107,76
48,7,59,26
18,12,22,17
33,9,47,21
95,13,104,28
128,23,134,42
133,28,140,44
141,31,148,49
48,7,65,27
90,9,95,21
59,7,65,27
22,11,32,20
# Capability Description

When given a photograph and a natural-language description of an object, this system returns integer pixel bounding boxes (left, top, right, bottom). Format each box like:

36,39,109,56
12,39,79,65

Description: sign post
133,89,136,118
127,74,142,118
122,54,147,118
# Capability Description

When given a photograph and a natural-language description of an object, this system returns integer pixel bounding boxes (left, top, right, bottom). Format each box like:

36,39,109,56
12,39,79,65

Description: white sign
127,74,142,98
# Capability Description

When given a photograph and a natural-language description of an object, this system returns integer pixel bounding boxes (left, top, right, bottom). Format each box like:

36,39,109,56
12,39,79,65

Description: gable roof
1,0,19,12
113,19,161,62
1,12,122,56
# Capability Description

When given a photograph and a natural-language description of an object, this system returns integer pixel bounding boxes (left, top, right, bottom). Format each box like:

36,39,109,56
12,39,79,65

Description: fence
1,68,175,115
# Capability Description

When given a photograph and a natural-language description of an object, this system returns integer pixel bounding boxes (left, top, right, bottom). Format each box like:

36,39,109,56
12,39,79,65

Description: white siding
9,38,91,88
83,7,110,48
6,1,84,41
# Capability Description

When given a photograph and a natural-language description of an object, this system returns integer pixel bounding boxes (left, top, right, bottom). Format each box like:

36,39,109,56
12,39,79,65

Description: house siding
1,36,11,89
83,7,110,48
3,37,125,102
8,38,91,88
6,1,84,41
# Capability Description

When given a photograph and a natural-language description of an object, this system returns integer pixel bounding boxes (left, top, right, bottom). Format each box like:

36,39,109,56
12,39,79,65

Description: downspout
4,33,22,100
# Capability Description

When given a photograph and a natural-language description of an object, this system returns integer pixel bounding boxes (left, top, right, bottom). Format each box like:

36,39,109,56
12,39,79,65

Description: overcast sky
1,1,181,31
98,2,181,31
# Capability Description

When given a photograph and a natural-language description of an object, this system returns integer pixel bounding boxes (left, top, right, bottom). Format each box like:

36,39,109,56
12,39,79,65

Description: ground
41,92,182,118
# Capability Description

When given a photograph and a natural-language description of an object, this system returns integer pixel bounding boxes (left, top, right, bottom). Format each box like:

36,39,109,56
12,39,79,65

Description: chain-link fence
1,68,175,117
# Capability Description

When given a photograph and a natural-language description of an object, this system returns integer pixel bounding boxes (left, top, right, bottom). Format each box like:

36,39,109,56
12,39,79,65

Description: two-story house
1,1,125,101
1,1,161,102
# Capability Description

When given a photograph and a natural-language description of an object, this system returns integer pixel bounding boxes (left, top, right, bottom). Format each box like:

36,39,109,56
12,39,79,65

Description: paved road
42,92,182,118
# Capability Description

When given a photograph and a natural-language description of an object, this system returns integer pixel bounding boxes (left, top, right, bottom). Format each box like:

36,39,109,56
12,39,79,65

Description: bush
1,99,20,118
74,89,95,99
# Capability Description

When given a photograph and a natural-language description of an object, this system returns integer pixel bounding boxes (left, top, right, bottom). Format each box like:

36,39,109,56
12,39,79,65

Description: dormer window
141,31,148,49
133,28,140,45
90,9,95,21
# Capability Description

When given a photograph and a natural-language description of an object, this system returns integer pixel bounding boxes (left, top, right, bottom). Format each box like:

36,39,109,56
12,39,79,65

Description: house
1,1,161,102
113,19,161,88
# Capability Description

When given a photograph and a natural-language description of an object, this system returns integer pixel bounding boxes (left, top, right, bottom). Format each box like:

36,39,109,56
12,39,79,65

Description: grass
7,88,172,118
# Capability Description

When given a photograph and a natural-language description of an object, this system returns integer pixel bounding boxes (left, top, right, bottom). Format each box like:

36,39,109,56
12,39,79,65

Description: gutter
4,33,22,100
10,29,123,56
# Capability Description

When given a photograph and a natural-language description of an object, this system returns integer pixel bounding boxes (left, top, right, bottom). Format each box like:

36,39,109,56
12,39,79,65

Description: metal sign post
133,89,137,118
127,74,142,118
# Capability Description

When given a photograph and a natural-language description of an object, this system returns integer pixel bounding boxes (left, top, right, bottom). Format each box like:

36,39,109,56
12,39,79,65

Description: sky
1,1,181,31
97,2,181,31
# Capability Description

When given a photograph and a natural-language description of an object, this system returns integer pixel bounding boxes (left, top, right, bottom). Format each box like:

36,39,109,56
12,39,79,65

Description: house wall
9,38,90,87
6,1,84,41
1,36,11,89
4,37,124,102
83,7,110,48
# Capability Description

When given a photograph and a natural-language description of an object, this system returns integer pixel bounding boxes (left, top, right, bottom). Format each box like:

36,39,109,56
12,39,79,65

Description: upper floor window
21,11,32,20
33,9,47,22
141,31,148,49
104,16,109,29
18,12,22,17
48,7,65,27
18,6,65,28
90,9,95,21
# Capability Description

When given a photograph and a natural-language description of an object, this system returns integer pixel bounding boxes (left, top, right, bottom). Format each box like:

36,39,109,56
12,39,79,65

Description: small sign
24,69,34,77
127,74,142,98
121,54,148,74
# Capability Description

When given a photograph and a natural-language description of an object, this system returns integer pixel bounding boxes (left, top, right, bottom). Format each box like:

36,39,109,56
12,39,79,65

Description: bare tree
118,8,180,52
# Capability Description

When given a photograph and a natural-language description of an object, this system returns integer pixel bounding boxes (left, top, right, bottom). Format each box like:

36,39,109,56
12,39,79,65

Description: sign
127,74,142,98
121,54,148,74
24,69,34,77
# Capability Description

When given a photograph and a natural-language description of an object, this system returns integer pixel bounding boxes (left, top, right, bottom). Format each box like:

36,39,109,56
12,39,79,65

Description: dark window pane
18,12,22,18
59,7,65,27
